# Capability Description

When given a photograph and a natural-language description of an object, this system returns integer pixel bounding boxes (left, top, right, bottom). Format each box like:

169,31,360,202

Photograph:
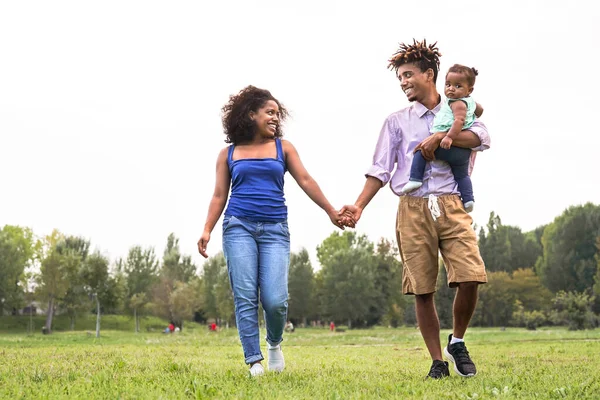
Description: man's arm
340,116,398,226
475,102,484,118
340,176,382,226
416,129,481,161
451,130,481,148
355,176,383,210
416,117,488,161
460,119,490,152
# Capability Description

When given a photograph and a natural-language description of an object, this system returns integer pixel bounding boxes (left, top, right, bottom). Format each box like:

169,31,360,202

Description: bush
0,314,200,333
512,301,547,330
522,311,547,330
550,291,597,330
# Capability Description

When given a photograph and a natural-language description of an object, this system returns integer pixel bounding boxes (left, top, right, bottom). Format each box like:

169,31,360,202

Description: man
341,40,490,379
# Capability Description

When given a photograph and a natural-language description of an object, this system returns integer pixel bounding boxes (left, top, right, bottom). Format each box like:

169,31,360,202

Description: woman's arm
197,147,231,258
282,140,344,229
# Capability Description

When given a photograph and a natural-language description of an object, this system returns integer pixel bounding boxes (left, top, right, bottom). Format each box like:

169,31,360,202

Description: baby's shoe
464,201,474,213
401,181,423,194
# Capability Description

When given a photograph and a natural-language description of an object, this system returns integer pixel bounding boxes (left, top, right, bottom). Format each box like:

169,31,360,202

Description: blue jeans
222,215,290,364
410,146,474,204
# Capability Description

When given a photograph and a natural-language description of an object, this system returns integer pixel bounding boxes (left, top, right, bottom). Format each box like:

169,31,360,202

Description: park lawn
0,327,598,399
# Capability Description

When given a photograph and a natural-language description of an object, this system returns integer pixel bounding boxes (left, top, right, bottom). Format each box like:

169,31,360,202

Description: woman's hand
327,209,346,230
197,231,211,258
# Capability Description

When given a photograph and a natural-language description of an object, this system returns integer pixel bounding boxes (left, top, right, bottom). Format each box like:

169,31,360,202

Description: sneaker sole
443,346,476,377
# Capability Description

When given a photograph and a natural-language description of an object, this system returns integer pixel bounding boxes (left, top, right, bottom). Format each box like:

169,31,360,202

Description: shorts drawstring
428,194,441,221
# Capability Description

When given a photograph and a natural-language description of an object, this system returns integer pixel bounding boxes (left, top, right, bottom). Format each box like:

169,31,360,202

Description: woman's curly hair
221,86,288,145
388,39,442,83
447,64,479,87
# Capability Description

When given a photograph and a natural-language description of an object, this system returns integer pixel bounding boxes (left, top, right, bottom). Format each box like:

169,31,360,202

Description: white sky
1,1,599,272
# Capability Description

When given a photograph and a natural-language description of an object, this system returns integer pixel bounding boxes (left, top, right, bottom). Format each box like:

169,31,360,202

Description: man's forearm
356,176,383,209
451,130,481,149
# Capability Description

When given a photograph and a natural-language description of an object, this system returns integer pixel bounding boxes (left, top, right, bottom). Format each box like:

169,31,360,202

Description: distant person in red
210,322,217,332
168,322,175,333
330,321,335,332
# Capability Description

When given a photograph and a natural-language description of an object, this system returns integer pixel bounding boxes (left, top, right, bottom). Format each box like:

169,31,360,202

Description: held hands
440,135,453,150
197,231,210,258
327,206,359,230
338,204,363,229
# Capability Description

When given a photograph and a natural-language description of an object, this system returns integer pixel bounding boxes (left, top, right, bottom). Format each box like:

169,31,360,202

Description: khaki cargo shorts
396,194,487,295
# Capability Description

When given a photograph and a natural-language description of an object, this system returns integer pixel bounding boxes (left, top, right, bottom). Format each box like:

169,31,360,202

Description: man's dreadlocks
388,39,442,83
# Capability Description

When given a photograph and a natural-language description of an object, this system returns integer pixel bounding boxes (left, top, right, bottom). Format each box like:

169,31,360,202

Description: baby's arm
439,100,468,149
475,102,484,117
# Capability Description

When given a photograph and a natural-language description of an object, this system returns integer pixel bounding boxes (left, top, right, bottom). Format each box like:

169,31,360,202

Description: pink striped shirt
366,101,490,197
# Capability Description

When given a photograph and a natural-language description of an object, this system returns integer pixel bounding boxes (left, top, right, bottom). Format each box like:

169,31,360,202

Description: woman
198,86,345,376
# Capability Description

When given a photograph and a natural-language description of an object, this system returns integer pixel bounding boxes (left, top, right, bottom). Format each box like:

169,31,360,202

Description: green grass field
1,322,599,399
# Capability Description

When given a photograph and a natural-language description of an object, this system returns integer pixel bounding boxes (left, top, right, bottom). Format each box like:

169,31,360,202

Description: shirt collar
413,97,442,118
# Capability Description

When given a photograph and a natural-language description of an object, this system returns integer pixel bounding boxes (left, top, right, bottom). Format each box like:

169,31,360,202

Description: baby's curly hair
447,64,479,87
388,39,442,83
221,86,288,145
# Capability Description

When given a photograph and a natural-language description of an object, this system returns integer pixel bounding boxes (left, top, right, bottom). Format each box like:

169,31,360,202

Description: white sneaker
249,363,265,377
267,344,285,372
464,201,474,213
401,181,423,194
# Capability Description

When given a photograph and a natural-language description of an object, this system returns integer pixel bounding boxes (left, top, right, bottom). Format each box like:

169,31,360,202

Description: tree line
1,203,600,333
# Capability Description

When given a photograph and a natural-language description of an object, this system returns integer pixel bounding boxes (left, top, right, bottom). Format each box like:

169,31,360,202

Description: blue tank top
224,138,288,222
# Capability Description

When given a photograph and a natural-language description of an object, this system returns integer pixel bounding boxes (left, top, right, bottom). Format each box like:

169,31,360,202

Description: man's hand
339,204,363,228
414,132,444,161
440,136,453,150
197,231,210,258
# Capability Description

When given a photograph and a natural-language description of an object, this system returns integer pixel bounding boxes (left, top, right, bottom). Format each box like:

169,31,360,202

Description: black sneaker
426,360,450,379
444,334,477,377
